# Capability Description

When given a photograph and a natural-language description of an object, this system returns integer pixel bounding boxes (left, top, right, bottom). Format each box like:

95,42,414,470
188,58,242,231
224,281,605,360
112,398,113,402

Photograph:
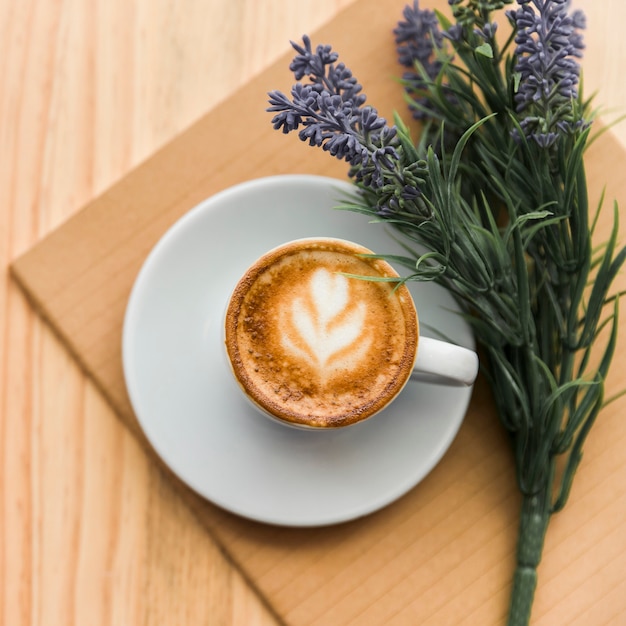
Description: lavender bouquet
267,1,625,624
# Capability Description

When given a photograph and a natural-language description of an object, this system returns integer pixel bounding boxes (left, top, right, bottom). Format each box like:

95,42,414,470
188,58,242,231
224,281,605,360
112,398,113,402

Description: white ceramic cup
223,237,478,429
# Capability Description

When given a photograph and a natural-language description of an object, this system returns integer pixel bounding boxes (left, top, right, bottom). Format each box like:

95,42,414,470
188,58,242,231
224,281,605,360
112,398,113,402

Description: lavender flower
288,36,367,109
268,36,404,192
448,0,514,28
509,0,587,147
395,1,444,69
393,1,448,120
475,21,498,40
268,11,621,626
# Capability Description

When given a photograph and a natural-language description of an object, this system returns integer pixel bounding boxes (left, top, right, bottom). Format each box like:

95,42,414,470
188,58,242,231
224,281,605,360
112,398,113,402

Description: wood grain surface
2,1,625,625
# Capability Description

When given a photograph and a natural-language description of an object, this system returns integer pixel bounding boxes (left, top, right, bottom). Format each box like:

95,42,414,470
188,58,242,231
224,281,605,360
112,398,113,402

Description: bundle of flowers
267,1,625,623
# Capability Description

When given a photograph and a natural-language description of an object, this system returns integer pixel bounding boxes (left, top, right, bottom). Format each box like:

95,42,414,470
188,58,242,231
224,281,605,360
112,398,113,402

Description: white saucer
122,174,475,527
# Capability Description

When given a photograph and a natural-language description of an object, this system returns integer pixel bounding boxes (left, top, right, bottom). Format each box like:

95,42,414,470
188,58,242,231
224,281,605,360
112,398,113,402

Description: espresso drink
224,238,418,428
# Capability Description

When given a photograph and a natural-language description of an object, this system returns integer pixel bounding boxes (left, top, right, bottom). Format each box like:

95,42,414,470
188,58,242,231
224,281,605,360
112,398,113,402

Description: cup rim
223,236,420,428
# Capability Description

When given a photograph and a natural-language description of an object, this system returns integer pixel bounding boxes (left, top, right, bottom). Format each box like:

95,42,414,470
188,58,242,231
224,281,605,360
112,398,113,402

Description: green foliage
347,4,624,625
270,2,624,624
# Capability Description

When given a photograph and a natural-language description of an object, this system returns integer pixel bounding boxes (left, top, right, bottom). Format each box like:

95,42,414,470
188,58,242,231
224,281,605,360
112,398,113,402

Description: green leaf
475,43,494,59
393,111,420,163
434,8,452,31
580,203,626,346
448,114,497,183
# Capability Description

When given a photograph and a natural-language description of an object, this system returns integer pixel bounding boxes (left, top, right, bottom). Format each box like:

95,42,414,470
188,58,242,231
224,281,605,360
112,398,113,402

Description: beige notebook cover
11,0,626,623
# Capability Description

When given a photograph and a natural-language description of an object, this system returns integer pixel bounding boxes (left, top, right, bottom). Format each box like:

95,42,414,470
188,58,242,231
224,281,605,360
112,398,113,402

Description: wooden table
2,1,624,624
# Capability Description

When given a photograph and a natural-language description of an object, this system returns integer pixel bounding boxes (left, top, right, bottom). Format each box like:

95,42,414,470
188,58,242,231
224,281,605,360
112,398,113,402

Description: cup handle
410,336,479,387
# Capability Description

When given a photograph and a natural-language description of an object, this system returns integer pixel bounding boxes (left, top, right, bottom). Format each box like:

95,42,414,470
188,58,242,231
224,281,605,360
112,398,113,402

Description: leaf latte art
281,269,372,374
224,239,418,428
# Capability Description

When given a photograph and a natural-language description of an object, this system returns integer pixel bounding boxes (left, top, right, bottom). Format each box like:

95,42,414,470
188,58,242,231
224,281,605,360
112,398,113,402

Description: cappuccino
224,238,418,428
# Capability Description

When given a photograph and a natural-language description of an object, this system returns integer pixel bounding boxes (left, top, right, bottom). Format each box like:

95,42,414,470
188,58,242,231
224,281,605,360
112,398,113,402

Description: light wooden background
1,1,624,625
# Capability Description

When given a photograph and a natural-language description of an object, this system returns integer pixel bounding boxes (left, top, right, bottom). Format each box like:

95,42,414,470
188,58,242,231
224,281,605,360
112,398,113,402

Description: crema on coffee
224,238,418,428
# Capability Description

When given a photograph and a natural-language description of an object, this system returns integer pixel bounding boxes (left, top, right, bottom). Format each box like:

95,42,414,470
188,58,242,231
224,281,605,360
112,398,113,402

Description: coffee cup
224,237,478,429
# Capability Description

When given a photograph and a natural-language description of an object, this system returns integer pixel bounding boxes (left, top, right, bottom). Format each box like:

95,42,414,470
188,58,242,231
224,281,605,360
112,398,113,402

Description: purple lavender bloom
267,36,404,194
475,21,498,40
395,1,444,69
508,0,587,147
289,37,337,80
393,1,447,120
447,1,513,28
444,23,464,43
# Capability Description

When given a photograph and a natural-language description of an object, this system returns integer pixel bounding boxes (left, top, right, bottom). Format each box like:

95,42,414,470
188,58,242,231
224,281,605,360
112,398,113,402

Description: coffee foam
281,268,371,375
224,239,418,428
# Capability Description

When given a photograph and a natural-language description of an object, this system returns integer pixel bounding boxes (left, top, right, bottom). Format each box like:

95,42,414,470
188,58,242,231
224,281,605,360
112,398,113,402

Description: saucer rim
122,174,475,527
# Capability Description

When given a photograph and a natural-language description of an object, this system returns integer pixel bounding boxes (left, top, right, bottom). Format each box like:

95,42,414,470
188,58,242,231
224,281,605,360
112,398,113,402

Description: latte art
281,269,372,377
224,238,419,428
